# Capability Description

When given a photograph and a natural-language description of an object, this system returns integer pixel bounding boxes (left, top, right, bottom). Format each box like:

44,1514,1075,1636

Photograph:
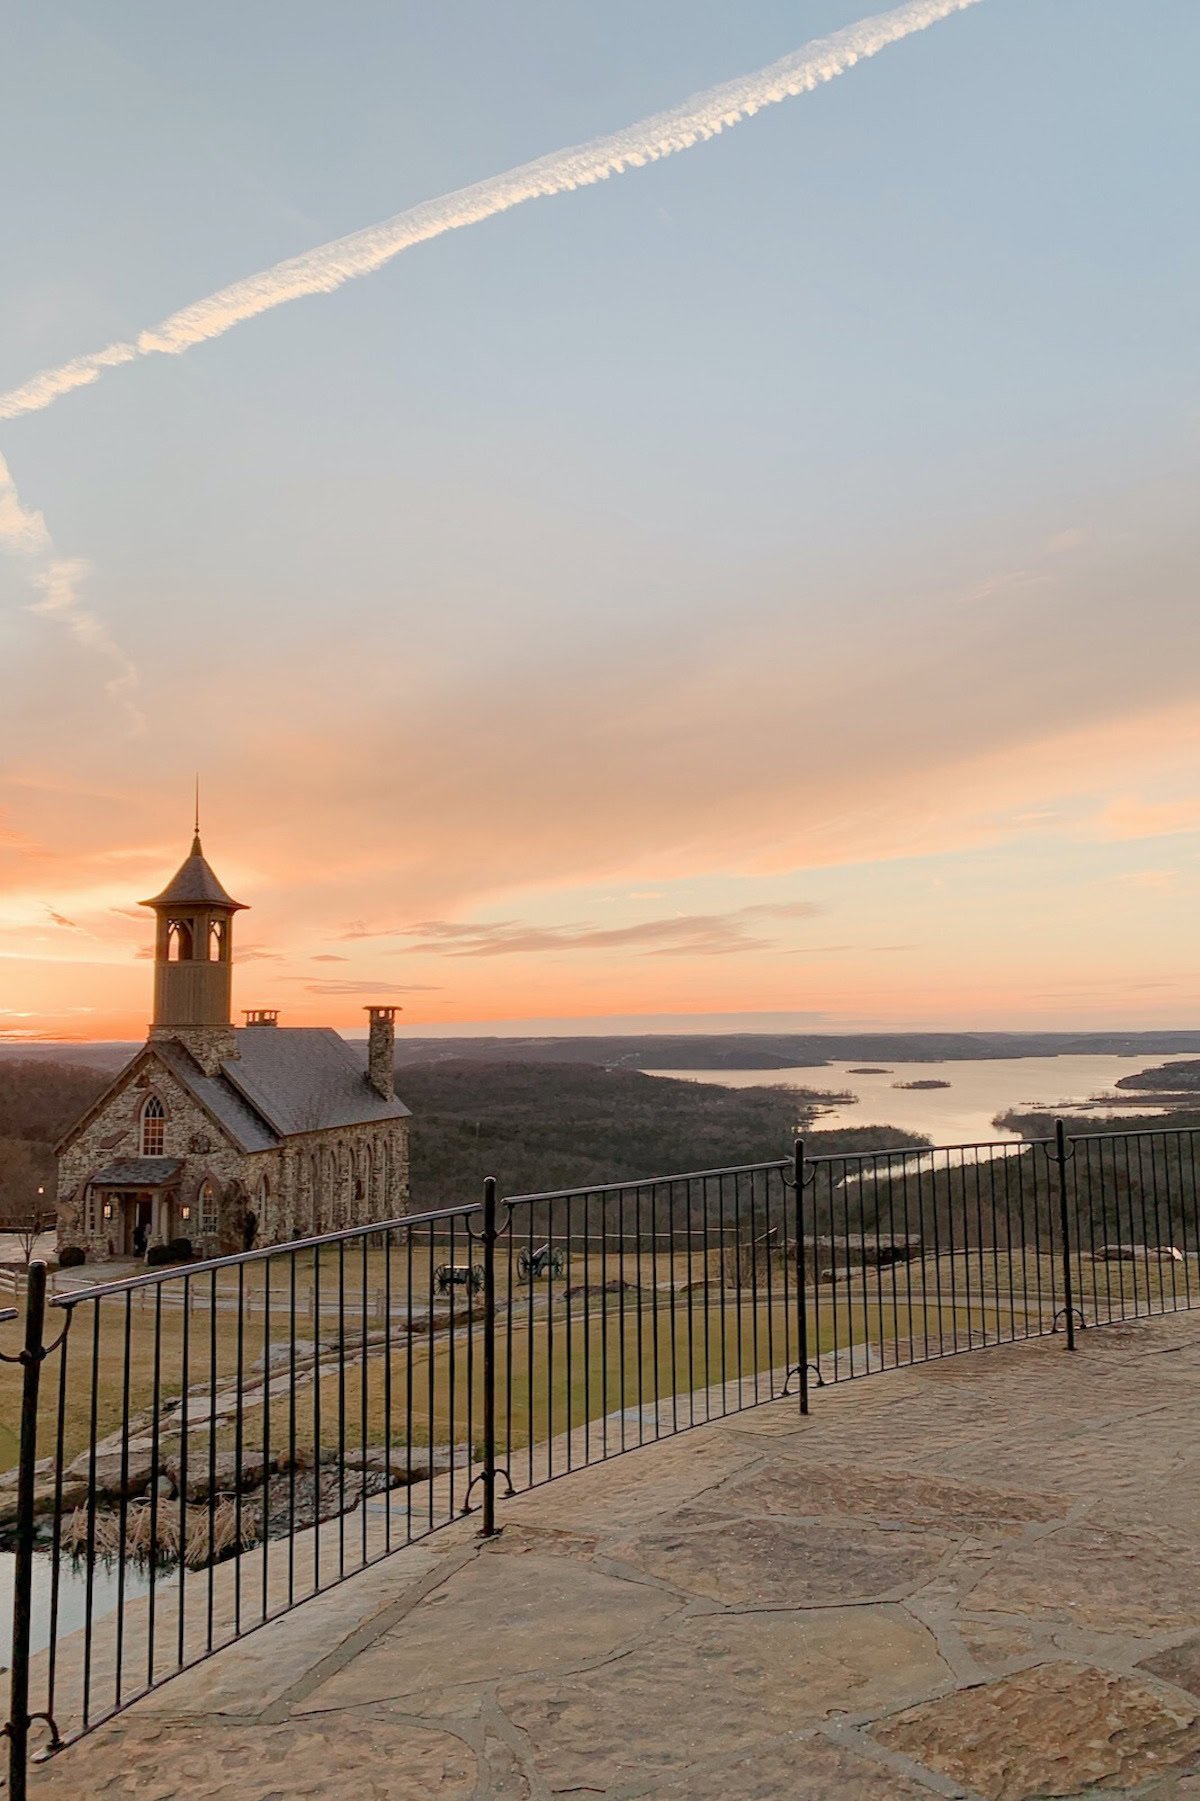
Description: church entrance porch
88,1158,184,1260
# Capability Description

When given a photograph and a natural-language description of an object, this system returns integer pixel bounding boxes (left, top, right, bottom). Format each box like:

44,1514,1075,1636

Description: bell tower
141,820,247,1074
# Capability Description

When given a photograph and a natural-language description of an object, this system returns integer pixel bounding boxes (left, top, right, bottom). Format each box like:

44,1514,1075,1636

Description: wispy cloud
0,454,143,733
1093,797,1200,842
0,0,982,423
365,899,823,959
1116,869,1177,892
281,978,444,996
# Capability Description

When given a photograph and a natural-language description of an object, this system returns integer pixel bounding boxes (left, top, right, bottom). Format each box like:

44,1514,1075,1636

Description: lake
0,1547,152,1669
652,1053,1194,1147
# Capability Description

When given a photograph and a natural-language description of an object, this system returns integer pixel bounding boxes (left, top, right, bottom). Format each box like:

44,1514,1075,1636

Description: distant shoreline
6,1031,1200,1077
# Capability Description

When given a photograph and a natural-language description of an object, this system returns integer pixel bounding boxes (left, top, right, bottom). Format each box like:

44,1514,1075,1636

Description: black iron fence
3,1123,1198,1795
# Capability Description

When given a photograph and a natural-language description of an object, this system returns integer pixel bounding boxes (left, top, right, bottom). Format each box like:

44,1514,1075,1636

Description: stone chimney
365,1006,399,1100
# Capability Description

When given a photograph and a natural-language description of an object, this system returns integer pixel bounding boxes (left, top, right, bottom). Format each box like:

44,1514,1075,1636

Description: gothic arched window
198,1180,219,1235
167,919,193,961
140,1094,166,1156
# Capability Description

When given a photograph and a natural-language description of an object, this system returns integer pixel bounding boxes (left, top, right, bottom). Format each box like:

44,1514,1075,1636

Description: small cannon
1093,1244,1184,1264
517,1244,566,1280
802,1234,923,1270
434,1263,484,1295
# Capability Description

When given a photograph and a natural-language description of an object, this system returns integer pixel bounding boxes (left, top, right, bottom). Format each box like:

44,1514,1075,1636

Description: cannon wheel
516,1248,535,1280
470,1265,485,1293
548,1249,566,1278
434,1264,452,1294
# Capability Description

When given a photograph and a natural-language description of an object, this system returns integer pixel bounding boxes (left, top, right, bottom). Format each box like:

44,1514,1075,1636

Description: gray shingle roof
91,1157,183,1187
152,1039,281,1154
141,834,246,911
220,1027,410,1137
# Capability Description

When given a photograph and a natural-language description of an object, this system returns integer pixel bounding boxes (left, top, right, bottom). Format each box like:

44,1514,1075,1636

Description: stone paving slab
876,1663,1200,1800
608,1513,957,1607
497,1606,950,1790
294,1545,682,1707
26,1310,1200,1800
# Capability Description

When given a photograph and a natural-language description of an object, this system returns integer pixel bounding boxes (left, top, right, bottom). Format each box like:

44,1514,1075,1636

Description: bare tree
0,1138,56,1266
8,1198,55,1269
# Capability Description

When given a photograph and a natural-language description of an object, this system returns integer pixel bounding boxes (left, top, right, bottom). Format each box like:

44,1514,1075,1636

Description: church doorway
123,1194,152,1257
134,1198,152,1257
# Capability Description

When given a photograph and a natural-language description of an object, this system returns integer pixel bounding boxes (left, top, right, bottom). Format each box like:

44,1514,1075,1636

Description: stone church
56,829,411,1262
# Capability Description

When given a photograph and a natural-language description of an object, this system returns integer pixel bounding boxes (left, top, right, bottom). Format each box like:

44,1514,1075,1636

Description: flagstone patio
26,1310,1200,1800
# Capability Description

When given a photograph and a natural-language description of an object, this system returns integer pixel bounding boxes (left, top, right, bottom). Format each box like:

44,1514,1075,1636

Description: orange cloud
4,482,1200,1038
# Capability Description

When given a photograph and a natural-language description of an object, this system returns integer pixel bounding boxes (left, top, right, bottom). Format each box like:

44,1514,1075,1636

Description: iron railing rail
51,1201,483,1304
4,1121,1200,1797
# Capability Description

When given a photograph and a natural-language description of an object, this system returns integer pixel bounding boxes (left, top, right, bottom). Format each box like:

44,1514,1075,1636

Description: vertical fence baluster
563,1196,574,1468
382,1232,392,1555
5,1261,47,1801
480,1177,498,1536
1054,1120,1078,1350
47,1301,71,1740
795,1140,810,1417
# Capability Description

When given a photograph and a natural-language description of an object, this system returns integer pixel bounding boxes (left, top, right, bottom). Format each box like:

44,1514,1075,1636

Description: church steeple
141,824,247,1069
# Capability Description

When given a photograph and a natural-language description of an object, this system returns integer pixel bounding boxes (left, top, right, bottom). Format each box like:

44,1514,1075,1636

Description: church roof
150,1027,409,1150
141,834,247,911
221,1027,411,1136
91,1157,184,1188
151,1040,281,1154
58,1028,409,1161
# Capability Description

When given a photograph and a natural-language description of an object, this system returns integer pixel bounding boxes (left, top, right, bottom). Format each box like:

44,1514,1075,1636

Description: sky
1,0,1199,1043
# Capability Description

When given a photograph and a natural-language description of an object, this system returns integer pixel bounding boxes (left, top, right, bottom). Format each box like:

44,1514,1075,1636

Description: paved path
27,1312,1200,1799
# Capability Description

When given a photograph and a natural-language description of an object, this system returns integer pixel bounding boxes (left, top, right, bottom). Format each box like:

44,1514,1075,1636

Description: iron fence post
6,1260,47,1801
795,1139,810,1415
1054,1120,1077,1351
480,1177,498,1536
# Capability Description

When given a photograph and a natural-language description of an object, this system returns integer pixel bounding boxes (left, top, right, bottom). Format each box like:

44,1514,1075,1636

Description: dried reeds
61,1494,260,1569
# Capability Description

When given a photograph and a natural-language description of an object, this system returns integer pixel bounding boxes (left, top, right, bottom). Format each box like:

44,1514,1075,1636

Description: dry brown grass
3,1248,1193,1483
61,1495,258,1568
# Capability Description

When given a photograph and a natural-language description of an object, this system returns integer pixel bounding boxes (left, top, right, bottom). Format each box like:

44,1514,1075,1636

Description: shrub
58,1244,86,1268
145,1244,174,1268
167,1237,193,1262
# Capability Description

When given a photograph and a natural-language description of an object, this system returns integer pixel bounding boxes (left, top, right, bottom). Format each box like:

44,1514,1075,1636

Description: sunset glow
2,1,1198,1043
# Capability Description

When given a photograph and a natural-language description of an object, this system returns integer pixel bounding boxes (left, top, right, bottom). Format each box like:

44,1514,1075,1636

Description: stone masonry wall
58,1051,412,1263
269,1120,411,1243
56,1052,257,1261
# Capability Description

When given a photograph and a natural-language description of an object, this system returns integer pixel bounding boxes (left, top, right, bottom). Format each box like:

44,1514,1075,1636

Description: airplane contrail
0,454,143,731
0,0,982,425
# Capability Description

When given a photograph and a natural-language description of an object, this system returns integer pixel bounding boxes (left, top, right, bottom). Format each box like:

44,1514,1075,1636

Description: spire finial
192,774,202,854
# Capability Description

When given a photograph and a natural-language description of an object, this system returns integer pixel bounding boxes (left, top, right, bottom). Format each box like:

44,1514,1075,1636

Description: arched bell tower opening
141,827,247,1073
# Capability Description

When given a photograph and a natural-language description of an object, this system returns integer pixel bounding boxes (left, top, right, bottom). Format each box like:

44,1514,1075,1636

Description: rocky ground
21,1308,1200,1799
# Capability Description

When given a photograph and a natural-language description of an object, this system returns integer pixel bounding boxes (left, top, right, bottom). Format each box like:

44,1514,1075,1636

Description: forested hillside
1116,1060,1200,1093
400,1061,919,1207
0,1060,108,1224
0,1055,923,1224
995,1106,1200,1141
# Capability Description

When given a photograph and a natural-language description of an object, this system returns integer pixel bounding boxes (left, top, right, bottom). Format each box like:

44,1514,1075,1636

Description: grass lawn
2,1249,1194,1479
217,1286,1024,1482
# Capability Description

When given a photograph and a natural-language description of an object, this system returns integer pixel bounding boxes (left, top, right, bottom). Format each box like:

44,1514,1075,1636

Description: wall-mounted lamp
180,1204,191,1222
102,1200,114,1221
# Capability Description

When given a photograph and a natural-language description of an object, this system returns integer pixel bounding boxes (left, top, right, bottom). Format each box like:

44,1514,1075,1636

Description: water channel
653,1052,1194,1146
